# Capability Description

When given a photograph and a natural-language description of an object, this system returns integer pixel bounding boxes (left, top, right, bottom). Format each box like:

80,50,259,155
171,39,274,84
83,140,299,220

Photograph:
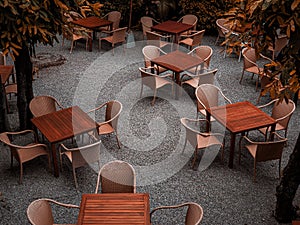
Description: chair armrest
259,53,272,62
257,99,278,109
41,198,80,208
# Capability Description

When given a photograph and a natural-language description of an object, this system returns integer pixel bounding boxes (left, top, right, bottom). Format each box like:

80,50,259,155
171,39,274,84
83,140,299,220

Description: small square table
151,50,203,99
31,106,98,177
151,20,194,44
71,16,113,51
77,193,150,225
206,101,277,168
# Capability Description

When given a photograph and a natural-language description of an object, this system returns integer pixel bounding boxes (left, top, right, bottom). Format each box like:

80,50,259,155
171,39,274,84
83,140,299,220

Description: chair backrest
107,11,121,30
185,202,204,225
189,45,213,68
104,100,122,131
216,18,230,37
273,35,289,52
197,69,218,86
180,118,198,148
111,27,127,44
146,31,164,47
195,84,231,112
139,67,157,91
141,16,155,36
180,14,198,30
95,160,136,193
27,199,54,225
242,47,257,70
142,45,165,68
61,140,101,169
0,52,6,65
190,30,205,46
29,95,62,117
255,137,287,163
271,99,296,129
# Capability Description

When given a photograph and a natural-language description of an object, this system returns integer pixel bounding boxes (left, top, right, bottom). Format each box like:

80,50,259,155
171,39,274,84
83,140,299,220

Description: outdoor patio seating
27,198,79,225
95,160,136,193
239,132,287,182
142,45,168,73
59,140,101,189
145,30,171,48
177,14,198,36
179,29,205,50
139,67,173,106
0,130,50,184
181,117,224,169
99,11,121,34
181,68,217,91
87,100,122,148
4,82,17,113
98,27,127,55
215,18,230,45
141,16,160,40
29,95,63,117
257,98,296,139
267,34,289,60
150,202,203,225
187,45,213,74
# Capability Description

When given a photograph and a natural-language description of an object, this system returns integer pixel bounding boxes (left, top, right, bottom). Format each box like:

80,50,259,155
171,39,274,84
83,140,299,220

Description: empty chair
142,45,168,73
256,74,273,104
267,34,289,60
180,118,224,169
178,14,198,36
215,18,230,45
239,132,287,182
179,30,205,50
187,45,213,74
59,140,101,189
141,16,160,39
4,82,17,113
29,95,63,117
101,11,121,33
139,67,173,106
98,27,127,55
257,98,296,139
27,198,79,225
181,68,218,90
146,31,170,48
0,130,50,184
195,84,232,120
95,160,136,193
150,202,203,225
88,100,122,148
240,47,271,91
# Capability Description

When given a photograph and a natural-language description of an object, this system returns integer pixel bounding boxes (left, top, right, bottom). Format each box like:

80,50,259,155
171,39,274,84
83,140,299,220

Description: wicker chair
267,34,289,60
141,16,160,40
59,140,101,189
180,118,224,169
88,100,122,148
139,67,173,106
181,68,217,90
195,84,232,120
239,132,287,182
257,98,296,139
146,31,170,49
27,198,79,225
177,14,198,36
4,82,17,113
29,95,63,117
95,160,136,193
142,45,168,74
179,30,205,50
186,45,213,74
256,74,273,104
150,202,203,225
98,27,127,55
0,130,50,184
100,11,121,33
215,18,230,45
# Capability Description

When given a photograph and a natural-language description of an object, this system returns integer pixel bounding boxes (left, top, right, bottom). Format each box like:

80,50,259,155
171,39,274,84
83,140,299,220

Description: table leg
206,111,211,132
174,72,180,100
51,143,59,177
269,123,276,141
88,32,93,52
229,132,236,168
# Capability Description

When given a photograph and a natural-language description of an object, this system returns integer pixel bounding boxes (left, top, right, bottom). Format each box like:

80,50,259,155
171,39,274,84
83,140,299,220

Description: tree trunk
0,81,9,132
15,45,34,130
275,132,300,222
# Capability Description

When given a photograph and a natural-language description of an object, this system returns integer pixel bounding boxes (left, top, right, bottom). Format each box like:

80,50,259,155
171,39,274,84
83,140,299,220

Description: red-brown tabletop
71,16,113,51
151,50,203,99
151,20,194,44
31,106,98,177
77,193,150,225
206,101,277,168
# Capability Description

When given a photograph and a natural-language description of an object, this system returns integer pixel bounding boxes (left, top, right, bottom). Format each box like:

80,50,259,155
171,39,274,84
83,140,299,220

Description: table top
207,101,276,134
151,50,203,74
31,106,98,143
0,65,13,84
71,16,112,29
151,20,194,35
77,193,150,225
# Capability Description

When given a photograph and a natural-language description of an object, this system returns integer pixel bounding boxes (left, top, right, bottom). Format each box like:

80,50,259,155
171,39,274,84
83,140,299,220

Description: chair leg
151,89,157,106
140,84,143,98
279,158,282,179
182,138,187,154
115,132,121,149
253,160,257,182
72,165,78,189
239,70,245,84
19,163,23,184
192,147,198,169
70,40,74,53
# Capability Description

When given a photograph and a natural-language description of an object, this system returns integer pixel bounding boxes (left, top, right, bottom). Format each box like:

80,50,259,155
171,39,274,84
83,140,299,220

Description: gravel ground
0,30,299,225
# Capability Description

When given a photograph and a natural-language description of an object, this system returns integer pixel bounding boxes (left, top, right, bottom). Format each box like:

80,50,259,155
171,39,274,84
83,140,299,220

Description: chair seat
156,77,172,89
259,123,285,134
197,133,222,149
245,66,262,75
18,144,48,163
179,38,193,46
182,77,199,88
5,83,17,94
102,35,113,43
98,123,114,135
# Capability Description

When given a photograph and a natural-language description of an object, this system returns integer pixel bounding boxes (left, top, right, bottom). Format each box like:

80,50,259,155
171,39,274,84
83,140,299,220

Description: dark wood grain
71,16,112,29
77,193,150,225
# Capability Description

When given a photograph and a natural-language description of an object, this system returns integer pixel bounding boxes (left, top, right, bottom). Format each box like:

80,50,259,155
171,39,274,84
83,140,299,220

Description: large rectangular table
77,193,150,225
151,50,203,99
206,101,276,168
71,16,113,51
31,106,98,177
151,20,194,44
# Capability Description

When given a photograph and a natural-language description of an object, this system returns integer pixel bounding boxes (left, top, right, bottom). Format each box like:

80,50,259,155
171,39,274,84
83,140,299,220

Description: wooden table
77,193,150,225
31,106,98,177
71,16,113,51
151,50,203,99
206,101,276,168
151,20,194,44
